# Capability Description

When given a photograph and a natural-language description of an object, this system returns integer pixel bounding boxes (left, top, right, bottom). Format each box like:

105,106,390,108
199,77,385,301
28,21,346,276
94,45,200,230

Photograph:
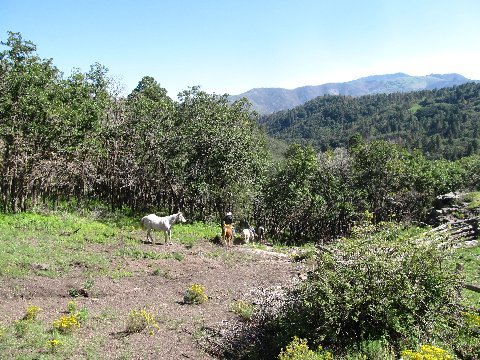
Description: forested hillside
260,83,480,160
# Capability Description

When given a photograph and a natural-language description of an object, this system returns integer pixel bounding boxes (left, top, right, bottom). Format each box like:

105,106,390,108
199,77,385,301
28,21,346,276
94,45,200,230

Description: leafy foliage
224,224,464,359
23,305,42,321
0,32,270,220
230,300,256,322
278,336,332,360
401,344,454,360
52,314,80,334
280,224,461,352
1,31,479,244
261,141,469,243
125,308,160,335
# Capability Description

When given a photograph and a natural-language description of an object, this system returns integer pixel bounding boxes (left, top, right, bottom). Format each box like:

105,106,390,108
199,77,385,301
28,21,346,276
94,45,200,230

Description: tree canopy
0,32,270,218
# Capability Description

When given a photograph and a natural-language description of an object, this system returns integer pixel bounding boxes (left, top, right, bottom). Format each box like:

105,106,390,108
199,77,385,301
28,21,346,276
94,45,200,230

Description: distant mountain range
230,73,478,114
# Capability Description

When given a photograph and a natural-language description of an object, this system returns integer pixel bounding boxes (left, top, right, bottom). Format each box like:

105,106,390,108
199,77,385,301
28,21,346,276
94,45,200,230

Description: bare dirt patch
0,239,306,359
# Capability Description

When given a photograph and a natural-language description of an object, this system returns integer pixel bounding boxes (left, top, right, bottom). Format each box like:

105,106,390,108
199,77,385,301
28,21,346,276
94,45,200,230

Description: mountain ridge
230,73,477,114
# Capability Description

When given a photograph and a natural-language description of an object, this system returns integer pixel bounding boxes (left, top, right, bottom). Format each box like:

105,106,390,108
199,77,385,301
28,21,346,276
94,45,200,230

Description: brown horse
223,224,233,247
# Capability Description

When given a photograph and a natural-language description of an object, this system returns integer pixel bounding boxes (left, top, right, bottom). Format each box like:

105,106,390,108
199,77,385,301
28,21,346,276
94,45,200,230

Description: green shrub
23,305,42,321
47,338,62,353
75,308,89,324
401,344,454,360
230,300,256,322
278,336,332,360
52,314,80,334
184,284,208,304
345,338,395,360
67,301,77,313
450,311,480,358
125,308,159,335
267,224,462,356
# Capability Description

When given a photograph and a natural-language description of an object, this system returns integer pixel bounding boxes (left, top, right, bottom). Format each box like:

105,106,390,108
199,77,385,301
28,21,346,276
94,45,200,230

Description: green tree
350,140,416,221
174,87,269,220
457,154,480,190
0,32,110,211
0,32,61,211
97,75,174,211
264,144,319,242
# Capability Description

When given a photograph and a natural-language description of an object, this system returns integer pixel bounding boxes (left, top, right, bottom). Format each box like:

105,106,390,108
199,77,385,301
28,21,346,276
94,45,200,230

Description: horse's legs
163,229,170,244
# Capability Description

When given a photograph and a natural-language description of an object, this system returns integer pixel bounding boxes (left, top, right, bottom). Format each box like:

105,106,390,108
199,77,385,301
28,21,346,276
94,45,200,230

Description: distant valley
230,73,478,114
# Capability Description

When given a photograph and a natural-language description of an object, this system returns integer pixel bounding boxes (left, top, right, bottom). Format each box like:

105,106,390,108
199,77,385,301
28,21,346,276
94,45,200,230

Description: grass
175,221,219,247
116,245,185,261
0,212,217,279
0,211,221,359
449,191,480,308
0,212,114,278
452,244,480,308
0,306,79,359
462,191,480,210
0,301,113,359
1,209,476,359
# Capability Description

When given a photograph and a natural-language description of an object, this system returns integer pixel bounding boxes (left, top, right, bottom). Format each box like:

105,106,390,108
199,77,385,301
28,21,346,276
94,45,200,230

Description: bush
457,154,480,190
230,300,256,322
52,314,80,334
401,344,454,360
184,284,208,304
23,305,42,321
273,224,462,353
345,338,395,360
125,308,159,335
278,336,332,360
450,311,480,358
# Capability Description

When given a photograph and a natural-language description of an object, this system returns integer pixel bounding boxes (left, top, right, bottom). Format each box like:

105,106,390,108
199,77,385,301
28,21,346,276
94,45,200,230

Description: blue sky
2,0,480,98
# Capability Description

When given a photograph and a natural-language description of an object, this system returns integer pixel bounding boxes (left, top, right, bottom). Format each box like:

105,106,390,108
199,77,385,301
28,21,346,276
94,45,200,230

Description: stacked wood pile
427,192,479,245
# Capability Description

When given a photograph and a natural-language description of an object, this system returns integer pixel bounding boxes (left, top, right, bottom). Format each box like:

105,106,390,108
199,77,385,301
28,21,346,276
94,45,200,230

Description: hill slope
230,73,475,114
259,82,480,160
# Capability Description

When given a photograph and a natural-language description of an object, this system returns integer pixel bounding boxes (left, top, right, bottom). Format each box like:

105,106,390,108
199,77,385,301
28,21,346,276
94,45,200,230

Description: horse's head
176,212,187,223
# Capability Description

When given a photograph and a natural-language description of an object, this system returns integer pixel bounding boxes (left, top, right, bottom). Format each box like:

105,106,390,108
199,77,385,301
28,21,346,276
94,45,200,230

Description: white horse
141,212,186,244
